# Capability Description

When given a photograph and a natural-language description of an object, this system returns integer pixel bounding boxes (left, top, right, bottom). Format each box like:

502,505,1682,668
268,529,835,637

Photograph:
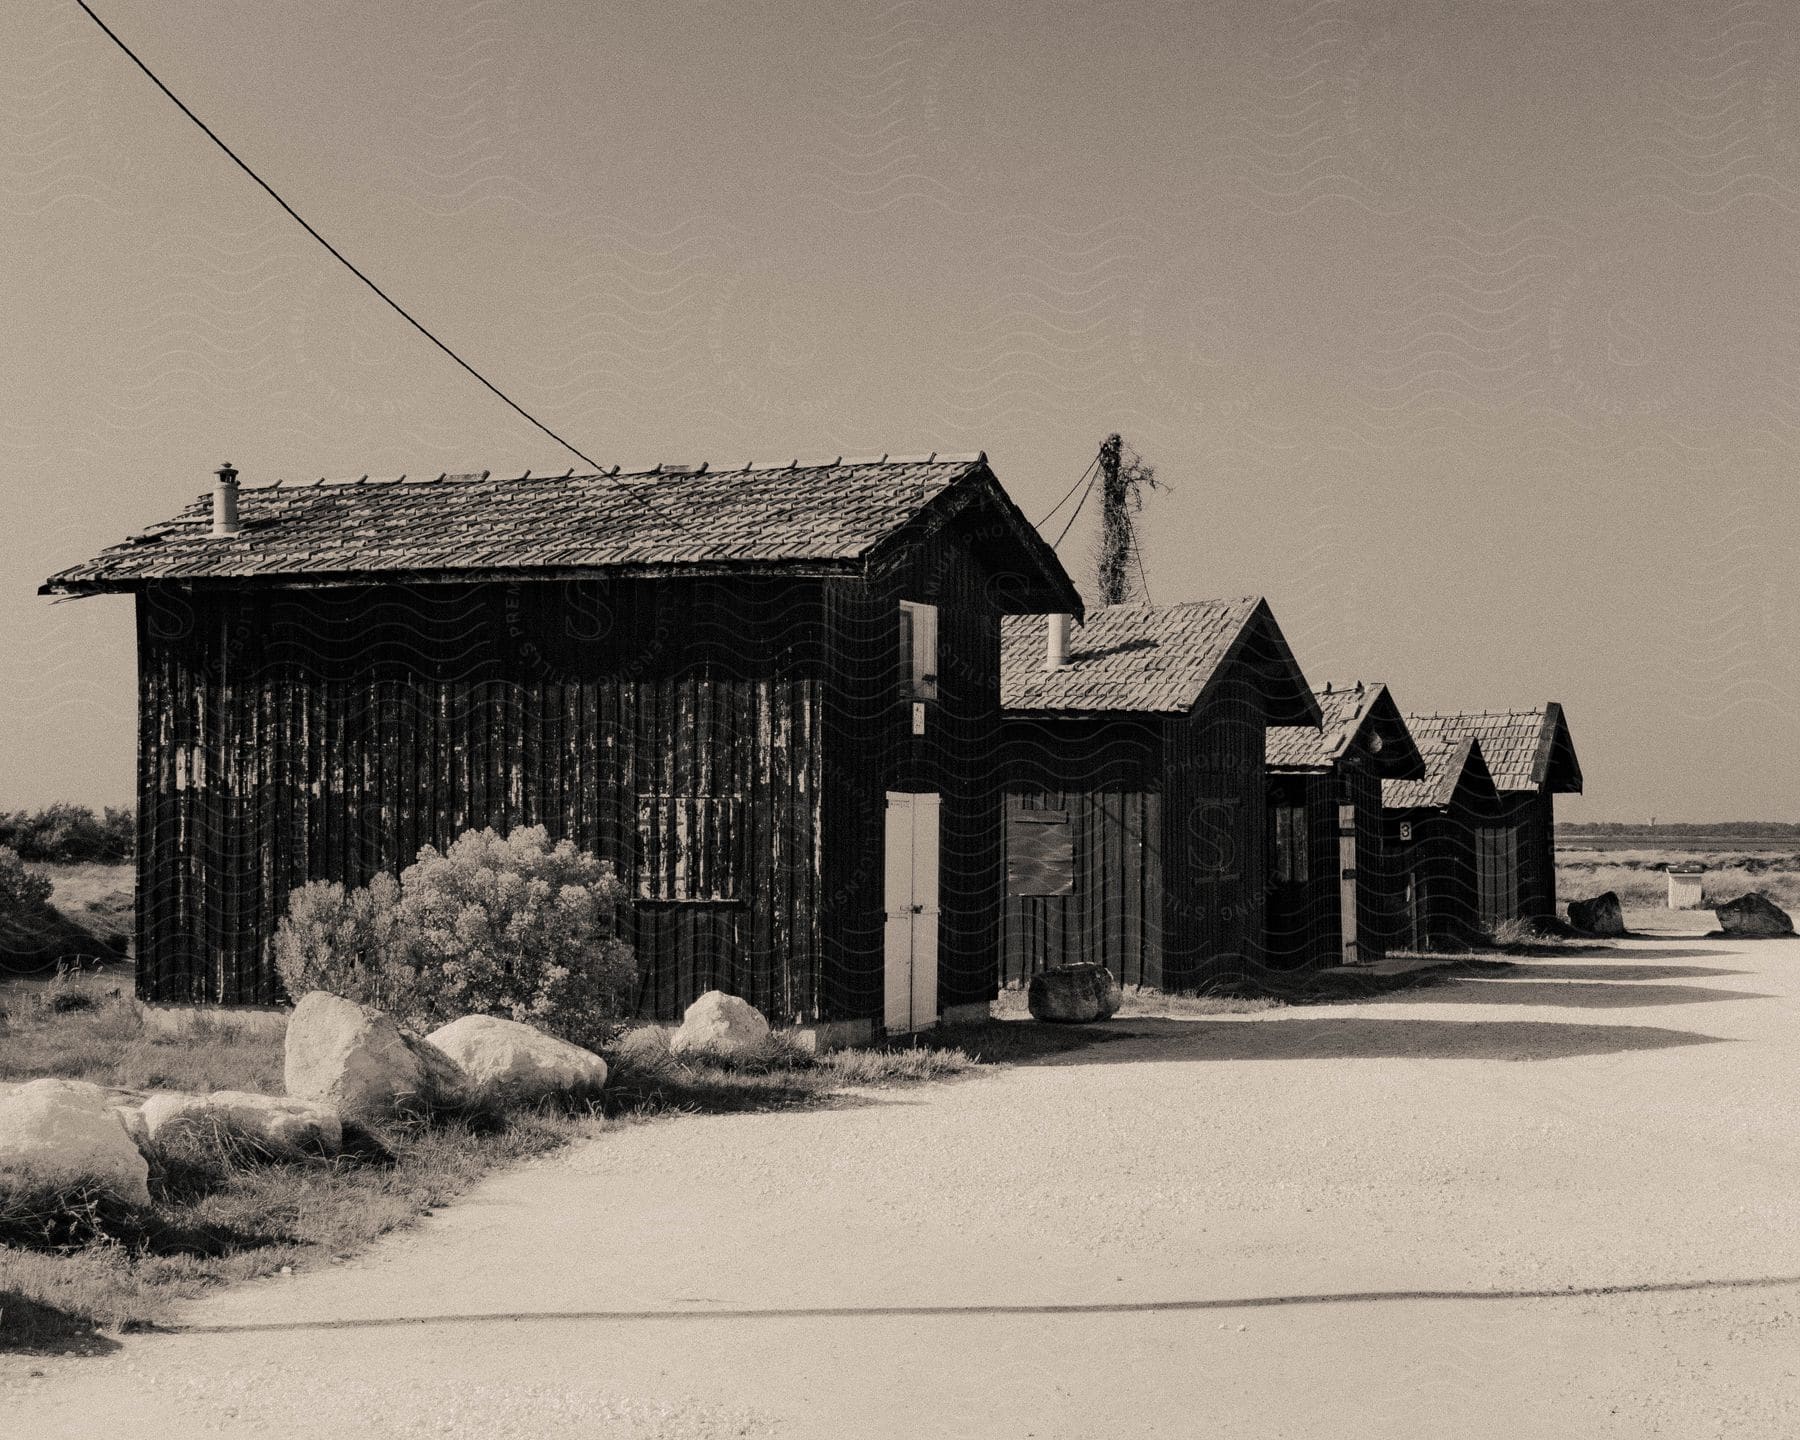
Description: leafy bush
0,804,134,863
273,826,635,1050
0,846,53,918
272,873,411,1013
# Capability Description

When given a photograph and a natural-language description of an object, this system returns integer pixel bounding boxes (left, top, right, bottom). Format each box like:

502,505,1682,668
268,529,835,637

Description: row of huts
42,453,1580,1043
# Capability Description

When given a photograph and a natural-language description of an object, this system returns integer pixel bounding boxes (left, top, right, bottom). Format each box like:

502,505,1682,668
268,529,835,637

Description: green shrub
0,804,133,863
272,873,412,1013
0,846,53,918
273,826,635,1051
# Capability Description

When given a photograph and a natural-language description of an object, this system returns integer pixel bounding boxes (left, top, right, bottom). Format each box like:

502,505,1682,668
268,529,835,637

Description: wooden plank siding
997,678,1272,994
135,580,829,1018
817,516,1009,1021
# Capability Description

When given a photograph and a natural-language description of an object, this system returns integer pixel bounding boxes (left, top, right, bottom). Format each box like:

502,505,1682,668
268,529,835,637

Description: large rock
283,991,467,1118
425,1015,607,1105
0,1077,151,1210
1568,892,1626,937
1715,892,1795,938
141,1090,342,1159
669,991,770,1060
1027,964,1123,1024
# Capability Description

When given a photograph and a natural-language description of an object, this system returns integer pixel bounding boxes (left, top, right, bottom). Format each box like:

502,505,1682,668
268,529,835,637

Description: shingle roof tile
1001,599,1263,714
1399,708,1576,794
44,454,1057,594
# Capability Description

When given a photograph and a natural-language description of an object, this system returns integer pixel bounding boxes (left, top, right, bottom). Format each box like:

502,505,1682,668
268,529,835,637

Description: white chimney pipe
212,461,241,537
1044,613,1071,671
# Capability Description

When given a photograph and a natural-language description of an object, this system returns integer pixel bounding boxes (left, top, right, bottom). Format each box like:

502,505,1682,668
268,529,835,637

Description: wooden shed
1264,682,1425,969
1379,732,1503,949
40,454,1081,1040
1399,707,1582,929
996,599,1320,992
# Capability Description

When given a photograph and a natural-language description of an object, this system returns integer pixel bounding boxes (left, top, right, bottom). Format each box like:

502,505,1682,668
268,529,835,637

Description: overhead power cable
1050,465,1100,550
74,0,661,508
1033,452,1101,529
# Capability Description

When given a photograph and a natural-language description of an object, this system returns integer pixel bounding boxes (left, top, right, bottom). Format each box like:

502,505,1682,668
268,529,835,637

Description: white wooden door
883,792,940,1033
1338,802,1359,964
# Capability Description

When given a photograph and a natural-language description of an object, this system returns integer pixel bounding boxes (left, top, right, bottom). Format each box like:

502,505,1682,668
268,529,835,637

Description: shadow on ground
1382,980,1771,1009
1494,962,1751,982
941,1015,1723,1066
0,1290,124,1356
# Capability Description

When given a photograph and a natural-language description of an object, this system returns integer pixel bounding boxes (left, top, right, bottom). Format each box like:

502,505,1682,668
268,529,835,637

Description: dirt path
8,919,1800,1437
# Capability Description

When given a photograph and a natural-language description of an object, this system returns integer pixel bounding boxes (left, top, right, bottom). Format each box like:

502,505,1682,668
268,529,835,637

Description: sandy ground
6,912,1799,1438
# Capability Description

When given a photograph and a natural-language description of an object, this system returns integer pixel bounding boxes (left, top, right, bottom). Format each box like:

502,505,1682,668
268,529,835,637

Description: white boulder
669,990,770,1060
0,1077,152,1210
284,991,468,1118
424,1015,607,1105
141,1089,342,1158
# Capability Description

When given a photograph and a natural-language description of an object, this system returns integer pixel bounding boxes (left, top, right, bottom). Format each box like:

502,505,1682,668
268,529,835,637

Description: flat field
1558,845,1800,911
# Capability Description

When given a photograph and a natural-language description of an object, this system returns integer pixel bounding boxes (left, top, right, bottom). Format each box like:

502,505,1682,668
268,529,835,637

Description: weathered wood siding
1163,676,1268,989
1264,770,1334,970
997,713,1162,986
1499,791,1558,920
818,515,1007,1022
136,580,828,1017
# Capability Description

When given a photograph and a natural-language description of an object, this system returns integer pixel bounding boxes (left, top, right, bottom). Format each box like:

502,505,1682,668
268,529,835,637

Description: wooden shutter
1006,802,1074,896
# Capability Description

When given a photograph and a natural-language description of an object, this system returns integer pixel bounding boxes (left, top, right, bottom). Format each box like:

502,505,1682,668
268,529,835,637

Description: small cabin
1264,682,1425,968
41,453,1081,1041
1399,707,1582,928
997,599,1319,991
1380,732,1502,949
1667,862,1706,910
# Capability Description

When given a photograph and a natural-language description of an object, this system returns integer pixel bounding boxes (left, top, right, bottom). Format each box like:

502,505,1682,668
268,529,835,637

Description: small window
1006,800,1073,896
1271,802,1309,885
898,600,939,701
637,794,742,902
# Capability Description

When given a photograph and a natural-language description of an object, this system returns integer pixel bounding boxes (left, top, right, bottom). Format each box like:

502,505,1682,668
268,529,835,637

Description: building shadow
1383,980,1771,1009
1495,962,1751,982
988,1015,1724,1066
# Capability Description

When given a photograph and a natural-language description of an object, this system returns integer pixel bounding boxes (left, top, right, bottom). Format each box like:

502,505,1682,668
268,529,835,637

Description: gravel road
7,914,1799,1437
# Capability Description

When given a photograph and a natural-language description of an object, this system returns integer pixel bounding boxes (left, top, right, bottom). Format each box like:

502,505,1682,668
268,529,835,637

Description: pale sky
5,0,1799,821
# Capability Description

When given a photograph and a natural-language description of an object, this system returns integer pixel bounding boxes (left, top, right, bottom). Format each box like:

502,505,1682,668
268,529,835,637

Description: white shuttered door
883,792,941,1033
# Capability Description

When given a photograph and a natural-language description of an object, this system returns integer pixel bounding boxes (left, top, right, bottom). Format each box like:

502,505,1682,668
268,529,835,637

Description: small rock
283,991,468,1119
141,1090,342,1159
670,991,771,1060
425,1015,607,1105
1027,964,1123,1024
1715,892,1794,937
1567,891,1626,937
0,1077,151,1210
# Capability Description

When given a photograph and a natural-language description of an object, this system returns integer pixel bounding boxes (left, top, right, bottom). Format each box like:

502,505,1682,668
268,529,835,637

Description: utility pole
1095,432,1159,607
1097,434,1127,606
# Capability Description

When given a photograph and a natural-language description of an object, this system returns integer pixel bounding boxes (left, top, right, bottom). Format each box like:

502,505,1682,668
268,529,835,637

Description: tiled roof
1400,707,1579,794
1266,682,1384,768
1001,598,1263,714
42,454,1079,610
1383,734,1492,811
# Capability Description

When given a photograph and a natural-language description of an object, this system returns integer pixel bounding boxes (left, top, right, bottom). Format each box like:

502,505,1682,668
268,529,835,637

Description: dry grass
0,980,283,1096
29,863,134,943
1557,847,1800,913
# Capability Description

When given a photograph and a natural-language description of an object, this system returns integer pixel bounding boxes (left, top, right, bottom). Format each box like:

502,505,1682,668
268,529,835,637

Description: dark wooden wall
1264,770,1332,971
136,578,831,1016
817,516,1009,1021
1163,674,1269,989
997,713,1162,987
1500,791,1558,920
998,675,1272,994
